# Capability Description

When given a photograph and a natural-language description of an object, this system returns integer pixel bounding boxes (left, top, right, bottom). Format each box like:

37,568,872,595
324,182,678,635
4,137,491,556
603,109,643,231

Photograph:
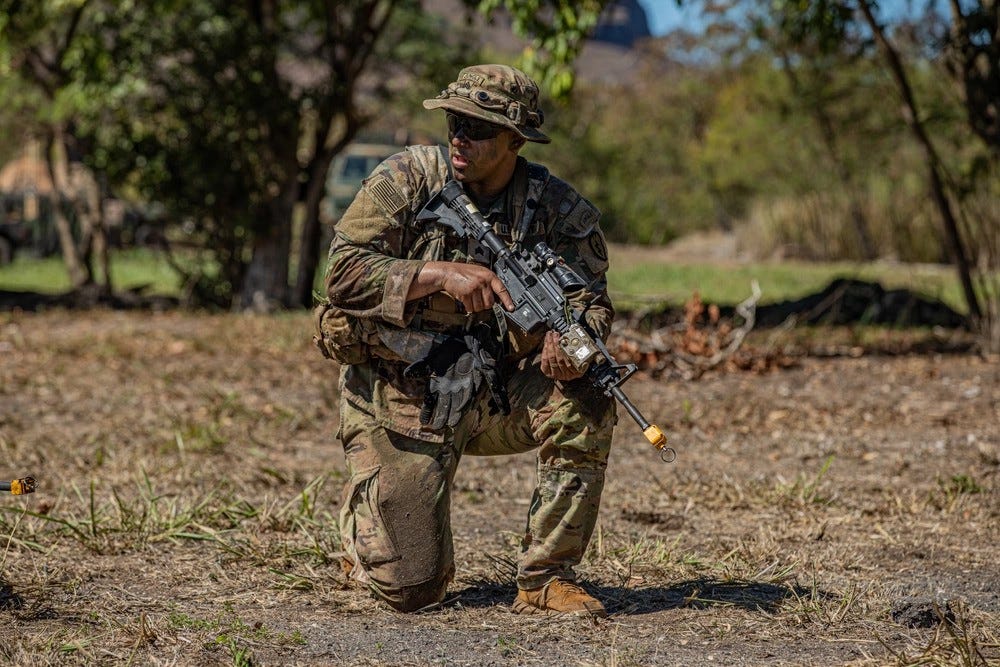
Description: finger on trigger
493,279,514,311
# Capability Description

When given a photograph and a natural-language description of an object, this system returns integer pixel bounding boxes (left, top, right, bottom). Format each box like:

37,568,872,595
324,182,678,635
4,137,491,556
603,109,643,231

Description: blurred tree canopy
0,0,609,308
0,0,996,336
537,0,995,336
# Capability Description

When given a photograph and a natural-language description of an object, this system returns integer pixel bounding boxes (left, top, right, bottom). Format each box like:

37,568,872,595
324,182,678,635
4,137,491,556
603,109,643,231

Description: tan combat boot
339,555,368,587
511,580,607,618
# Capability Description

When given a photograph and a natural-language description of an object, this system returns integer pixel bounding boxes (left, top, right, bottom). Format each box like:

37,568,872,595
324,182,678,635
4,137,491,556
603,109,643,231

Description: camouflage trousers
337,357,615,612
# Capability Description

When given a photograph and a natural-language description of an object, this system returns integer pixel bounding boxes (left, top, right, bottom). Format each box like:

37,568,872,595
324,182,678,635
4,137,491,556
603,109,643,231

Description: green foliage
0,0,996,319
1,0,608,306
538,65,722,244
527,3,995,269
472,0,609,97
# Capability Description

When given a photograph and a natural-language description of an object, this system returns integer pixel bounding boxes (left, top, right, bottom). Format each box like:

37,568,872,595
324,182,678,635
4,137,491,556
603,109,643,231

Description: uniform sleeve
549,194,615,341
323,155,425,328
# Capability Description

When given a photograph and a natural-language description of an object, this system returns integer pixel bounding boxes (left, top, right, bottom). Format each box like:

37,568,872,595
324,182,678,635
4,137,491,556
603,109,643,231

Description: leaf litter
0,310,997,665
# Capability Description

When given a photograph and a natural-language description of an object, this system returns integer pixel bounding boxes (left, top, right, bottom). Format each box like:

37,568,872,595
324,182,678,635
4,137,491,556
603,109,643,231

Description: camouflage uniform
316,65,616,612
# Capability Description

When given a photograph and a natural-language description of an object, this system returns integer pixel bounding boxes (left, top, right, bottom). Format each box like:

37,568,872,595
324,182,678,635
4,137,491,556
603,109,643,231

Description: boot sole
510,598,607,618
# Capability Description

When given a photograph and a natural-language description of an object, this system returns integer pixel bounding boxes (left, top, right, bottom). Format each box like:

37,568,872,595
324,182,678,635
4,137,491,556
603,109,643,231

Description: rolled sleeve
381,259,427,327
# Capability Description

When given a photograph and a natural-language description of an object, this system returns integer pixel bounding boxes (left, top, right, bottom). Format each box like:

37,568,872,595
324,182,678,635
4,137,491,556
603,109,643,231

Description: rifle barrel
609,387,674,461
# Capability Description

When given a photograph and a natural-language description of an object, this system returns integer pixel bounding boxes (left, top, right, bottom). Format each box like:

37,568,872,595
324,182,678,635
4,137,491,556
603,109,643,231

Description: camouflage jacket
319,144,614,442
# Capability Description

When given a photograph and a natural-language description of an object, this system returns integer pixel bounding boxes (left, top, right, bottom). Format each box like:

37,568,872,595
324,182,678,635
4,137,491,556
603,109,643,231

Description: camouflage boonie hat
423,64,550,144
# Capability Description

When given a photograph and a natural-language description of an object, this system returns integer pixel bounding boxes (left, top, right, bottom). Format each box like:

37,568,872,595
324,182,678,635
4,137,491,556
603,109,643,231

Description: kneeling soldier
315,64,615,617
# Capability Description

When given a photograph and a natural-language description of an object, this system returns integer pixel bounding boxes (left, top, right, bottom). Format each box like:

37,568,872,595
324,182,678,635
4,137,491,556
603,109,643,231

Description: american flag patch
367,174,407,215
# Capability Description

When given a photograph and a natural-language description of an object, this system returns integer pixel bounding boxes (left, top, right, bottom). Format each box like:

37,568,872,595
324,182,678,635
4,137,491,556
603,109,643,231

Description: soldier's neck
464,160,517,207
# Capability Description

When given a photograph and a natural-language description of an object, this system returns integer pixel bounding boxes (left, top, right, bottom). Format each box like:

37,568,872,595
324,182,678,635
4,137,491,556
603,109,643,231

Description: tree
683,0,996,338
4,0,609,309
944,0,999,153
857,0,982,322
0,0,111,291
941,0,999,347
76,0,454,309
755,0,879,259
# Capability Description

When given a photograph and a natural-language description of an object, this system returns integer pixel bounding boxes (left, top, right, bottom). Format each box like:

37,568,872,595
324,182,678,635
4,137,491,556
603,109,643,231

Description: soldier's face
448,114,520,186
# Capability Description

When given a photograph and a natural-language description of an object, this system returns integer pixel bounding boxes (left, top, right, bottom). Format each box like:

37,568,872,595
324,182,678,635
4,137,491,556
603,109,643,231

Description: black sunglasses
446,112,506,141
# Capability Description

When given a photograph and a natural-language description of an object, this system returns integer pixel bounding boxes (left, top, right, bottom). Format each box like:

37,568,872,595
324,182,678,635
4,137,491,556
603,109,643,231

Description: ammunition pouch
313,302,371,365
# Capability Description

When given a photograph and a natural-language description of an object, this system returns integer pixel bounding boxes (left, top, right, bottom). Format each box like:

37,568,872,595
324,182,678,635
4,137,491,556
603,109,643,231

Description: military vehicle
320,142,404,224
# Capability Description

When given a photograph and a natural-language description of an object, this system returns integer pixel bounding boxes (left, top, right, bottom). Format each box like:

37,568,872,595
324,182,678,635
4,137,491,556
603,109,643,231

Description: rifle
417,180,675,462
2,476,36,495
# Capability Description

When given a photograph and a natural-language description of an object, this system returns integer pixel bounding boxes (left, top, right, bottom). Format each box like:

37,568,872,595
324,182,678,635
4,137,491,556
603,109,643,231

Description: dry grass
1,310,997,665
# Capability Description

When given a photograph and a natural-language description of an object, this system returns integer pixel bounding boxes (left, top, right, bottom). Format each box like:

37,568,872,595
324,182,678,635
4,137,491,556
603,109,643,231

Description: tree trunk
292,154,334,309
91,189,111,293
292,107,363,308
858,0,983,323
238,187,296,311
44,128,91,288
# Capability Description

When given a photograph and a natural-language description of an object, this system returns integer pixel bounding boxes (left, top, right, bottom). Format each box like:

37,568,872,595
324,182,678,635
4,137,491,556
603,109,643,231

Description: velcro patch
366,174,407,216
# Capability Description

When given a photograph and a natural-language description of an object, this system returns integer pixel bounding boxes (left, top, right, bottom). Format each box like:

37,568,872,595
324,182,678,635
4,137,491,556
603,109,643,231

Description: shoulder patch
366,173,407,216
588,231,609,261
558,196,601,238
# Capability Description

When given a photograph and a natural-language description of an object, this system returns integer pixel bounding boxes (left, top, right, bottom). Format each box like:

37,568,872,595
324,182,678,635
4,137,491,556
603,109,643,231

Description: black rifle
2,476,36,495
417,180,674,461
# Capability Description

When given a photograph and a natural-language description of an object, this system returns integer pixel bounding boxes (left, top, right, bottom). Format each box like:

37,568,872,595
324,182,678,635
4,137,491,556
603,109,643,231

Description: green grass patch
2,246,966,315
0,248,182,295
607,257,964,313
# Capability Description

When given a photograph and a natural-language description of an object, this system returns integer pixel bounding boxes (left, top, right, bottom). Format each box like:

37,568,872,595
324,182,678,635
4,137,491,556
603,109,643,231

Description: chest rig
409,152,552,335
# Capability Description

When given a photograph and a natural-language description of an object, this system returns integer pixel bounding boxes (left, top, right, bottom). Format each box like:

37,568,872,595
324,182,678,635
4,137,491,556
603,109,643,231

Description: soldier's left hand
540,331,584,381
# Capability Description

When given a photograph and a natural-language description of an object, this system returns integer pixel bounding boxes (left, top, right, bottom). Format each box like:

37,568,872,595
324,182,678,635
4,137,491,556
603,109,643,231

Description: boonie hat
423,64,550,144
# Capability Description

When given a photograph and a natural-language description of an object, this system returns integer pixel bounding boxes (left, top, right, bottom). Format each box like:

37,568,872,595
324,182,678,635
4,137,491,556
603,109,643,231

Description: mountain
593,0,651,48
422,0,661,86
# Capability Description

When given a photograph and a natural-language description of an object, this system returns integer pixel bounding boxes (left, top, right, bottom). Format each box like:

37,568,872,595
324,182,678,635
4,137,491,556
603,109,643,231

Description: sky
635,0,706,36
635,0,947,36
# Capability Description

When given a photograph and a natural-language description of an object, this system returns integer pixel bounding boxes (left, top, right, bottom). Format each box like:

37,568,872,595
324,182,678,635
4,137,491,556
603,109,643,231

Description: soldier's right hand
425,262,514,313
441,263,514,313
408,261,515,313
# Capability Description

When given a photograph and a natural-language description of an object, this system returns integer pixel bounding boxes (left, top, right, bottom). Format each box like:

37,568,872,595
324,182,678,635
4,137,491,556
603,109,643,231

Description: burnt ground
0,310,997,666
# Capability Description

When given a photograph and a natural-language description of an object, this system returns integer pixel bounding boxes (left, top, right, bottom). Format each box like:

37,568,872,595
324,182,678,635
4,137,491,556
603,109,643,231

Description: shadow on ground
449,577,821,616
0,286,178,311
0,577,24,611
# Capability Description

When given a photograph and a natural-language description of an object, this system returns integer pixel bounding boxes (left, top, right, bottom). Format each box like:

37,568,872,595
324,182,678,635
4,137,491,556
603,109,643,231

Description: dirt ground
1,310,998,666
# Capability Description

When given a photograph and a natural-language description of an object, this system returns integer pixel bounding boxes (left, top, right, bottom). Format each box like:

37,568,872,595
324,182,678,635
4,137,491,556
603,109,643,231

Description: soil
1,310,998,666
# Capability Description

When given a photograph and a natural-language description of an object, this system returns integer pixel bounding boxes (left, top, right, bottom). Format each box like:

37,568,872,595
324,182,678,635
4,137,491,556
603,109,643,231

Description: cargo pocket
347,466,401,568
314,302,371,366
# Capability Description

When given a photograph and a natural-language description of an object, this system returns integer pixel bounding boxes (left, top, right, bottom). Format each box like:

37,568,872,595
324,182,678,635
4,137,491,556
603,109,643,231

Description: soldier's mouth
451,152,469,169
